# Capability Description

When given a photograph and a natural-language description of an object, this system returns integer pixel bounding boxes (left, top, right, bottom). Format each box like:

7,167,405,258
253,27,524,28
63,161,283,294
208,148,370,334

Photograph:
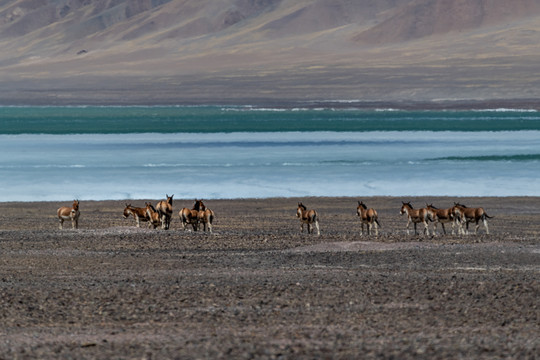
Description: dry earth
0,196,538,359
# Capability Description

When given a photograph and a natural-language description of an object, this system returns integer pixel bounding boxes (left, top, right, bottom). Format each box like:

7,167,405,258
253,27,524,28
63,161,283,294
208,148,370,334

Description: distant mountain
354,0,540,43
1,0,540,105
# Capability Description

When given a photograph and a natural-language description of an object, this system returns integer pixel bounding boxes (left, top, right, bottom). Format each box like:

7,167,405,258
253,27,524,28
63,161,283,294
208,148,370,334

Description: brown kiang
425,204,456,235
452,202,492,234
156,194,173,230
123,204,150,228
145,202,162,229
356,201,380,236
198,207,215,233
296,202,320,235
399,202,431,235
179,199,214,232
57,199,80,229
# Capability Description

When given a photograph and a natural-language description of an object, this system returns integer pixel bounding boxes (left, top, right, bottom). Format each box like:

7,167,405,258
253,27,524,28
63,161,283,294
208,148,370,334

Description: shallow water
1,106,539,201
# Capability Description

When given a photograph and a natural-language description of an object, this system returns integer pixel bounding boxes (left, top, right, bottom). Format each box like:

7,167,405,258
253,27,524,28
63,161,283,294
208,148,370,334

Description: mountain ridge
2,0,540,105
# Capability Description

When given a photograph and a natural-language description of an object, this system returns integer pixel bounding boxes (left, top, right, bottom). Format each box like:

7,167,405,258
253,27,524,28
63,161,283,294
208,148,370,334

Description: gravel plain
0,196,538,359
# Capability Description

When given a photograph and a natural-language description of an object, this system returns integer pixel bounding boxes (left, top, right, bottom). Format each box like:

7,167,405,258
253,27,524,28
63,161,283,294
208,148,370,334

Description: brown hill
354,0,540,43
1,0,540,105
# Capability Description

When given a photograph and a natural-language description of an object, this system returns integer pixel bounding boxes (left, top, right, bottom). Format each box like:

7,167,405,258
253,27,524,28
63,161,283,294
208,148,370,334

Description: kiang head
193,199,206,211
400,201,412,215
357,201,367,216
145,202,155,211
297,202,306,217
123,203,131,218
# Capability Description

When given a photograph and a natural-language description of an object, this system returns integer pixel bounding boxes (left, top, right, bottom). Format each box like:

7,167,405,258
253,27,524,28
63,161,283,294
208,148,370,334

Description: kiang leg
455,219,463,235
161,215,166,229
423,221,429,235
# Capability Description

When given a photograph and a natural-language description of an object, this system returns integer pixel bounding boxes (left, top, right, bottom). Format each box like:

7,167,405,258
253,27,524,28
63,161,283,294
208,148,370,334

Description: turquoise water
2,106,540,134
1,106,539,201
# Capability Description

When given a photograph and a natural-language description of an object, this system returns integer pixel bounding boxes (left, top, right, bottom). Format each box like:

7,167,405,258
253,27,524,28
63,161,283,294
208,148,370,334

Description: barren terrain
2,0,540,105
0,196,538,358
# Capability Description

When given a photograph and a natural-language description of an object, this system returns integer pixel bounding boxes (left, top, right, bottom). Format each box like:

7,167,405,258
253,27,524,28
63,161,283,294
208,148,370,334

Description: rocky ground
0,196,538,359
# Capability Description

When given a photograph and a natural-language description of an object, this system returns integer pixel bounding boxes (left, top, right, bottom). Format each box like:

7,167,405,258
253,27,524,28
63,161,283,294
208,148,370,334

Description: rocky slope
2,0,540,105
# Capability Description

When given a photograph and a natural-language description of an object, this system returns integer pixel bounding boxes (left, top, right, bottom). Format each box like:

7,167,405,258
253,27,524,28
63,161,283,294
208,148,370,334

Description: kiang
58,197,492,236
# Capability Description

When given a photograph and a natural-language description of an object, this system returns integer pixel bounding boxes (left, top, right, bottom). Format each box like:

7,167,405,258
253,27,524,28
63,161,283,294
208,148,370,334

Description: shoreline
1,194,538,203
0,195,540,204
1,98,540,111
